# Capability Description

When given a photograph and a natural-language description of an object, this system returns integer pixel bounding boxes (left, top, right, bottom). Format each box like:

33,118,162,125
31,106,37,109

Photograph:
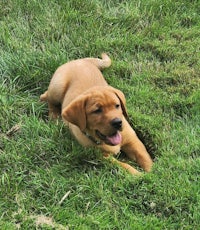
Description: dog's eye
115,104,120,109
93,108,102,114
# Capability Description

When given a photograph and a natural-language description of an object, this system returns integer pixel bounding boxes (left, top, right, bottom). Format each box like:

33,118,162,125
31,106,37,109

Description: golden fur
40,54,153,175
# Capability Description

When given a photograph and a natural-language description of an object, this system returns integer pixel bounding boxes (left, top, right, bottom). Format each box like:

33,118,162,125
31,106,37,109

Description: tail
85,53,111,70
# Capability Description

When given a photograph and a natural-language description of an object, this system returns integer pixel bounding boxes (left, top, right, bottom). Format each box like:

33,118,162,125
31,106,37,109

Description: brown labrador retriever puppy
40,54,153,175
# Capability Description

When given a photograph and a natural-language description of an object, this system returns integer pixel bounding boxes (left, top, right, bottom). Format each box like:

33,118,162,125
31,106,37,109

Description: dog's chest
68,123,121,154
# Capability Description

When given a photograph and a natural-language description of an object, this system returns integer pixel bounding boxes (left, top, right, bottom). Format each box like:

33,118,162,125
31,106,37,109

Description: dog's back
40,53,111,107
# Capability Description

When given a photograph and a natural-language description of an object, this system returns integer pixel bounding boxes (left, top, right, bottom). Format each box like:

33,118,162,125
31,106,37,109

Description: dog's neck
82,131,101,145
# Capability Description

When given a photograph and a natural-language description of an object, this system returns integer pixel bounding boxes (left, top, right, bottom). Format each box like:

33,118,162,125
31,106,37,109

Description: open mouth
95,130,122,146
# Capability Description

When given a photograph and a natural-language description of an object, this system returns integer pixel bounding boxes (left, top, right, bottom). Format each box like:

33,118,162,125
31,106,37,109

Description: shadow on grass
133,126,157,160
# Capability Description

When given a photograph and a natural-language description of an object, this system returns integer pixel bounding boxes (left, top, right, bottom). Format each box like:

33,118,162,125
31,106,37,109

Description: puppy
40,54,153,175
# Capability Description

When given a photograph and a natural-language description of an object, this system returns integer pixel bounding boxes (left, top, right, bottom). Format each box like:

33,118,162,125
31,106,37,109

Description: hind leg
40,91,61,119
40,91,48,101
48,102,61,119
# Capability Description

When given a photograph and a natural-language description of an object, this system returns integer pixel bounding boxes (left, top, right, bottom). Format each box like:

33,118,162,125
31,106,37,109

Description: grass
0,0,200,229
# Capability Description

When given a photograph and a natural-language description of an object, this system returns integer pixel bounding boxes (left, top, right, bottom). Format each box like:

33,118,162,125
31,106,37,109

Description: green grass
0,0,200,229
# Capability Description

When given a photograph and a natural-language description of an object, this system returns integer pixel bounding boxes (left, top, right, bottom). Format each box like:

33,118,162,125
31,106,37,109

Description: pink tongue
106,132,122,145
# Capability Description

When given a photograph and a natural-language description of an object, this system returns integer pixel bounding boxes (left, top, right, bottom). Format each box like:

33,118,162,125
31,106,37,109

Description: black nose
111,118,122,130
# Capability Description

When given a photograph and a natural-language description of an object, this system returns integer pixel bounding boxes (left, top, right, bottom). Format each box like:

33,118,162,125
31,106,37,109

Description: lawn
0,0,200,229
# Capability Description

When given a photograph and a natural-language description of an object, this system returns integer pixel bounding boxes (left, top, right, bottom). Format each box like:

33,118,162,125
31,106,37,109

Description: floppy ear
109,87,128,118
61,95,88,131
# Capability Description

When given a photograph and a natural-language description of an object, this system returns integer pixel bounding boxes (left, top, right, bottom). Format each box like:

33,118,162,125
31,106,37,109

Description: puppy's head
62,86,127,146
